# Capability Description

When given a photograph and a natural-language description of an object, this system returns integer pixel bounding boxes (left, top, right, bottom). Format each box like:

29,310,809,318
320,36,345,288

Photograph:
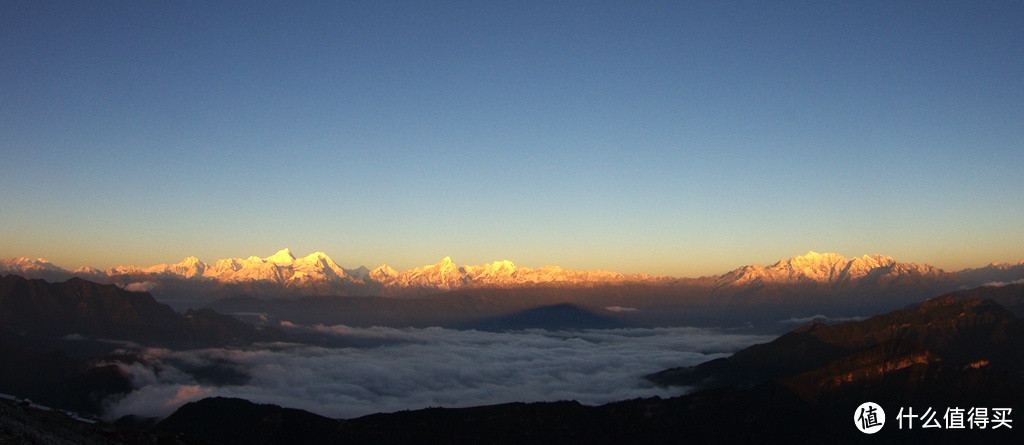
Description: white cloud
982,278,1024,287
101,326,769,421
779,314,866,325
123,281,159,292
605,306,638,312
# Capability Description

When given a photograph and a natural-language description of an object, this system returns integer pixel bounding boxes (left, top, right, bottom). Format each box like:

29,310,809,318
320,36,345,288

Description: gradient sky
2,1,1022,276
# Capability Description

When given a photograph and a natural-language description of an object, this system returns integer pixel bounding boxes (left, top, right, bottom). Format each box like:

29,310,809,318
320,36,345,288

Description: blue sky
2,1,1022,276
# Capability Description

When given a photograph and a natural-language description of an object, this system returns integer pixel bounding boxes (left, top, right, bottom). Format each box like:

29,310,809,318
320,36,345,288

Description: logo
855,402,886,434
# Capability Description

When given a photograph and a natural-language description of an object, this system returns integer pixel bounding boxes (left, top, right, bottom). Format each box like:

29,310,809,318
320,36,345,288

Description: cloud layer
778,314,867,325
102,326,769,420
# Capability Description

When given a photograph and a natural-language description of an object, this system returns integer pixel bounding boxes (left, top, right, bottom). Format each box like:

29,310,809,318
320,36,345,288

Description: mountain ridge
1,248,667,298
0,275,285,349
3,250,1023,306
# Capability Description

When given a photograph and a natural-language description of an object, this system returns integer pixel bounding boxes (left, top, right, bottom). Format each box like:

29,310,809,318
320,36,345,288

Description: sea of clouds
101,325,770,421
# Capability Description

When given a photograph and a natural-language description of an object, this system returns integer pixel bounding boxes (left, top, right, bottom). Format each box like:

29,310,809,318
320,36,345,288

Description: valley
2,271,1023,442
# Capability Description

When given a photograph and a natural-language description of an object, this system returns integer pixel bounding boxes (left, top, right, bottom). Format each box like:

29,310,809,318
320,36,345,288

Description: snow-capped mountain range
715,251,948,286
2,249,1022,302
107,249,359,284
0,248,655,296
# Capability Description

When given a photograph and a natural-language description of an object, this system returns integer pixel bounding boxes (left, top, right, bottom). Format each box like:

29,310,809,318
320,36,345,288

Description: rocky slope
0,275,290,419
648,293,1024,390
0,275,284,349
0,396,194,444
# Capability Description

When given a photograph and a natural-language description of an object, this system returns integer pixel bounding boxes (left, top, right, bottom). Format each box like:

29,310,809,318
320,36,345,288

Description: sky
2,1,1022,276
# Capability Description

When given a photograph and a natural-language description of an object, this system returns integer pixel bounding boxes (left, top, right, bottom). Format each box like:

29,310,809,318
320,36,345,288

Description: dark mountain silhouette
0,396,196,444
946,282,1024,316
155,393,827,445
646,290,1024,441
460,303,627,331
206,285,761,331
0,275,188,345
155,397,341,445
209,290,641,330
0,274,287,416
0,326,140,415
208,293,475,328
0,275,285,349
648,293,1024,389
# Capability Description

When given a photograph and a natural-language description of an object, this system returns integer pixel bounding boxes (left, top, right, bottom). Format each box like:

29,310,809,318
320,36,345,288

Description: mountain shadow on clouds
459,303,628,331
210,294,635,331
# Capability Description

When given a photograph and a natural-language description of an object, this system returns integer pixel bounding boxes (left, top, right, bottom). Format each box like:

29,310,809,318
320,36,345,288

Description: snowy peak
290,251,348,281
344,265,372,280
782,251,845,266
477,260,518,277
301,251,330,262
168,256,207,278
369,264,399,281
202,249,352,284
265,248,296,266
385,257,469,291
4,250,1019,300
719,251,942,287
72,266,103,275
979,261,1024,270
771,251,850,281
106,256,208,279
0,257,70,281
98,249,354,285
435,256,459,275
460,260,519,285
369,256,646,294
0,257,62,272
